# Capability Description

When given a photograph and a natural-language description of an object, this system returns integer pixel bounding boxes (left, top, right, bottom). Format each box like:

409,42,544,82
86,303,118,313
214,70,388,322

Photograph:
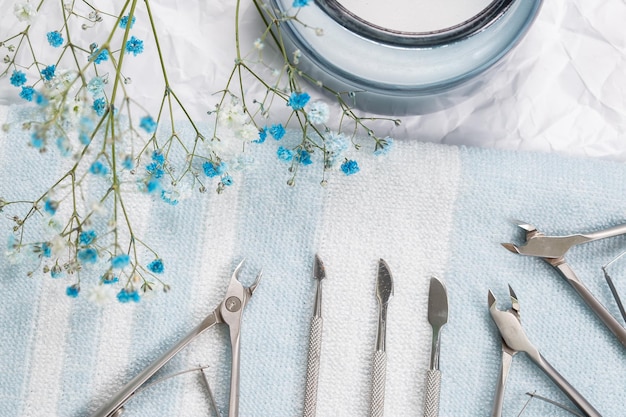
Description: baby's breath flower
238,124,259,141
117,287,140,303
19,86,35,101
222,175,234,186
269,124,285,140
87,285,115,305
92,97,106,116
77,247,98,264
119,15,136,29
46,31,64,47
66,284,80,298
10,70,27,87
14,2,38,23
41,64,56,81
44,199,58,215
277,146,293,162
307,100,329,125
287,91,310,110
218,101,247,127
89,160,109,176
203,161,227,178
125,36,144,56
254,127,268,144
292,0,310,7
147,258,164,273
111,254,130,269
253,38,264,50
139,115,157,133
296,149,312,165
90,48,109,64
87,76,105,97
30,132,44,149
340,159,360,175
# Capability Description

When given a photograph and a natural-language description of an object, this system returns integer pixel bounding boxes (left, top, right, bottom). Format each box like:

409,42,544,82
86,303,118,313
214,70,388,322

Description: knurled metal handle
369,350,387,417
303,315,323,417
423,369,441,417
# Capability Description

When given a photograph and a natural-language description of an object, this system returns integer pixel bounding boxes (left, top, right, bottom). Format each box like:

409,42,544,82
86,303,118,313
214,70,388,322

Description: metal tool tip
250,270,262,294
314,254,326,281
377,259,394,301
501,242,521,254
511,220,536,232
487,289,496,307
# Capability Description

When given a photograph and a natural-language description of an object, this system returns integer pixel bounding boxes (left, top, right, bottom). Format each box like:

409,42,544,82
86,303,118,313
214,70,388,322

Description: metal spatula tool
423,276,448,417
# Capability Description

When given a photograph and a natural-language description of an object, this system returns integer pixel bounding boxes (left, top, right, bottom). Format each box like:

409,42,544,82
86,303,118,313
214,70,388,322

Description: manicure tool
90,260,261,417
423,276,448,417
302,254,326,417
488,286,601,417
502,221,626,347
370,259,394,417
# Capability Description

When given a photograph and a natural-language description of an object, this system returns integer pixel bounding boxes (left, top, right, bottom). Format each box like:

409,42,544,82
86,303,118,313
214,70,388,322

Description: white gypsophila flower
49,234,67,256
218,101,247,128
87,285,116,305
323,131,349,167
238,124,260,142
253,38,264,50
14,2,37,23
228,154,255,171
307,101,330,125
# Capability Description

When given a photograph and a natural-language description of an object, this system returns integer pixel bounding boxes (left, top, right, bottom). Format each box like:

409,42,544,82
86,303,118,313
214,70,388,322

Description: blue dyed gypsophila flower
41,65,56,81
79,230,97,245
102,274,119,284
117,288,140,303
89,160,109,176
125,36,144,56
161,189,180,206
50,264,63,278
341,159,360,175
122,155,134,170
254,127,268,144
111,254,130,269
147,258,164,274
93,98,106,116
44,199,58,215
269,124,285,140
287,92,310,110
41,242,51,257
47,31,64,47
139,115,157,134
20,86,35,101
222,175,233,186
203,161,227,178
277,146,293,162
296,149,312,165
56,137,71,157
77,247,98,264
119,15,136,28
30,132,44,149
66,285,80,298
10,70,26,87
87,76,105,98
293,0,310,7
307,101,330,125
90,48,109,64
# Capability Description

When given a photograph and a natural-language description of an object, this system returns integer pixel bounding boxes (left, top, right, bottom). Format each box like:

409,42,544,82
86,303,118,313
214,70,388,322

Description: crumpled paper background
1,0,625,160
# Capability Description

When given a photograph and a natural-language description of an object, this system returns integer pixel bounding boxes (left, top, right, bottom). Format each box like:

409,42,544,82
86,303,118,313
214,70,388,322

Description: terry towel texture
1,104,625,417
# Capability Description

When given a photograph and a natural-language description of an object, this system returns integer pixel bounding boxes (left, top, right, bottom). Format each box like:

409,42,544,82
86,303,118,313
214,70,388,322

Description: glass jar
267,0,543,115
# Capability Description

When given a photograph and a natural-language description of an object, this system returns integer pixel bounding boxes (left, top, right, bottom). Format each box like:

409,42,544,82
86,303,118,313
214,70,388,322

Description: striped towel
1,104,625,417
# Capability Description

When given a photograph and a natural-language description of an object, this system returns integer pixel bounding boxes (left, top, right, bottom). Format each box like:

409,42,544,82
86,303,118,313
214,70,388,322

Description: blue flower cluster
341,159,360,175
125,36,144,56
144,150,166,193
287,92,310,110
89,160,109,176
93,98,107,116
293,0,310,7
111,254,130,269
41,65,56,81
139,115,157,133
19,86,35,101
119,15,136,29
148,258,164,274
254,123,286,144
203,160,227,178
79,230,97,245
66,285,80,298
117,288,140,303
10,70,26,87
47,31,64,48
90,48,109,64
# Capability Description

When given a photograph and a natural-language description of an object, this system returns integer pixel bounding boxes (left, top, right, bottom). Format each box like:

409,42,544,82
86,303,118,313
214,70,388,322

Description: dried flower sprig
1,0,397,304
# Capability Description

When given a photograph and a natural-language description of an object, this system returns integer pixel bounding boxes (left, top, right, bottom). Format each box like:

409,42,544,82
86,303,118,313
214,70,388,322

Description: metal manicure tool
502,221,626,347
423,276,448,417
488,286,601,417
90,260,262,417
370,259,394,417
302,254,326,417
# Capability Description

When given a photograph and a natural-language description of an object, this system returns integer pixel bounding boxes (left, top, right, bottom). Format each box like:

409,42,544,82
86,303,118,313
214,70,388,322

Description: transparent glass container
267,0,543,115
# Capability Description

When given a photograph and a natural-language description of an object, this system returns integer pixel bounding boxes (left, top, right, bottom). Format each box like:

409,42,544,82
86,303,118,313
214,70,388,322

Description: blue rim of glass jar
315,0,515,47
271,0,543,96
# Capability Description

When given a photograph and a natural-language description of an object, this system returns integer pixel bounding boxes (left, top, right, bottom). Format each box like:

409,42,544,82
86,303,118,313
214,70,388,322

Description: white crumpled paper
1,0,624,160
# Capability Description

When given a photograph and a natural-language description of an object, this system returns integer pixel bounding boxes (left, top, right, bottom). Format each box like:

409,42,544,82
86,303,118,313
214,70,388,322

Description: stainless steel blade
428,276,448,369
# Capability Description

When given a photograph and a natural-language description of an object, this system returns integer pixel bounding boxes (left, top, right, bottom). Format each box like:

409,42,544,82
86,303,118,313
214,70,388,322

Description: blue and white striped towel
1,104,625,417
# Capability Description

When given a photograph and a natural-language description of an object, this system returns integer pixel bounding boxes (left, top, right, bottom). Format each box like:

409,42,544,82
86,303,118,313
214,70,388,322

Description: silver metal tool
502,221,626,347
302,254,326,417
90,260,261,417
423,276,448,417
488,286,601,417
370,259,394,417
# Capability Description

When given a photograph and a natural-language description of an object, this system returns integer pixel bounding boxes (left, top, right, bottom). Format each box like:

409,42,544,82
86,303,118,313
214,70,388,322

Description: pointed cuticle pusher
302,254,326,417
423,276,448,417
